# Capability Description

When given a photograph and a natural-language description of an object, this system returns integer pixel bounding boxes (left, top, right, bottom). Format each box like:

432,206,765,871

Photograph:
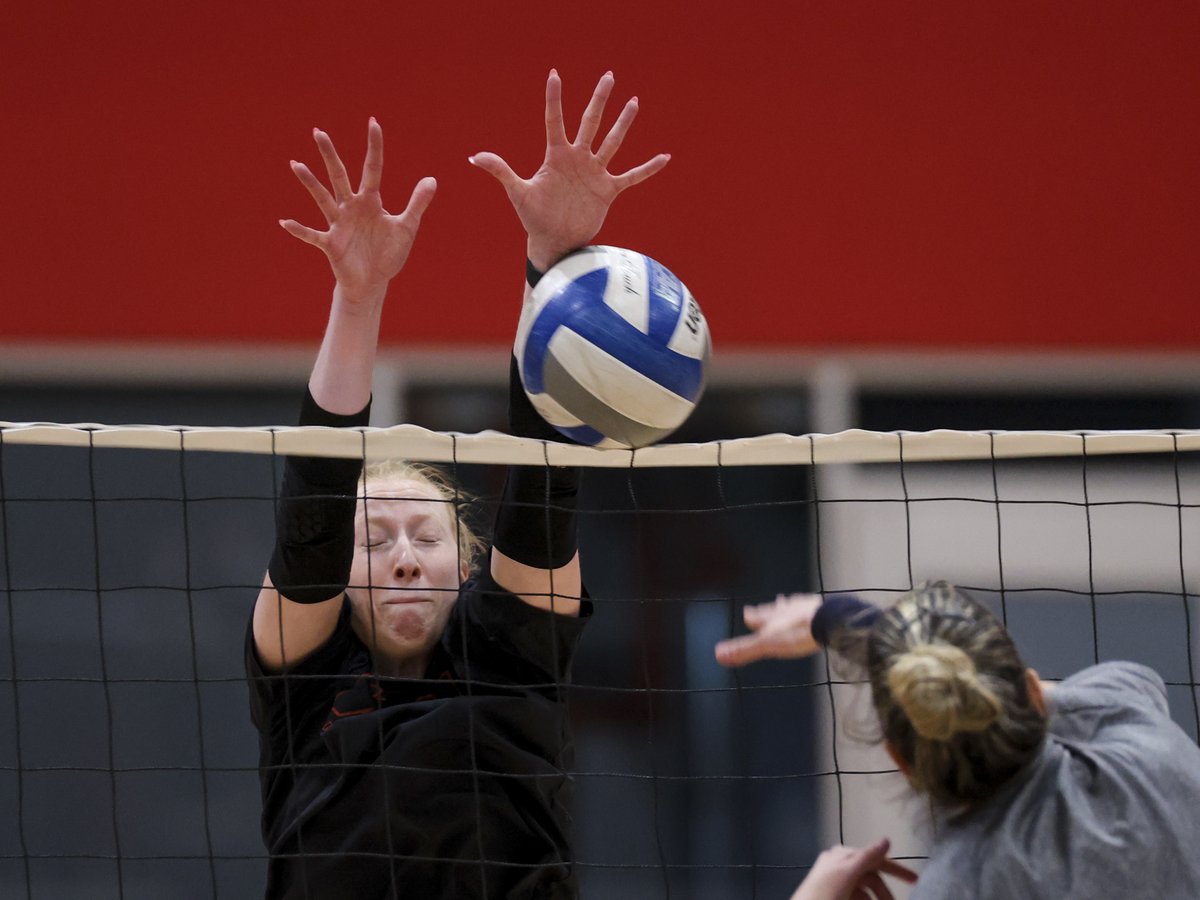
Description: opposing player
248,70,669,899
716,582,1200,899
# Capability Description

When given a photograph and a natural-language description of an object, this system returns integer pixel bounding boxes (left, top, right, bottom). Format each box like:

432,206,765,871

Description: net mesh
1,422,1198,899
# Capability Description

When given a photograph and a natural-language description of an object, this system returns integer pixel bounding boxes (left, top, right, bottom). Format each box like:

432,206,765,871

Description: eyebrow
359,509,447,529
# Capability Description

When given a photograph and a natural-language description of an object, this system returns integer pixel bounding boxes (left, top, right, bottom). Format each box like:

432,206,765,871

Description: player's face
346,477,465,671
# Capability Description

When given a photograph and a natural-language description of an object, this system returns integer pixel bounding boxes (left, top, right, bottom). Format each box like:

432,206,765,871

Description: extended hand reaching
715,593,824,667
281,118,437,303
791,838,918,900
469,69,670,271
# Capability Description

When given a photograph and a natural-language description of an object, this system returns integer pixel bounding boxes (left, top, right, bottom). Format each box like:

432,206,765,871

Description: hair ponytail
886,644,1003,742
863,583,1046,808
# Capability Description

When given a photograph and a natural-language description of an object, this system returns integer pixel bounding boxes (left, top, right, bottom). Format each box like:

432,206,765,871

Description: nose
389,537,421,581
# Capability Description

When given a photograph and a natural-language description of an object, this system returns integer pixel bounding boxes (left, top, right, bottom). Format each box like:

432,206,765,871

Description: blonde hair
360,459,485,578
886,643,1004,742
833,582,1046,808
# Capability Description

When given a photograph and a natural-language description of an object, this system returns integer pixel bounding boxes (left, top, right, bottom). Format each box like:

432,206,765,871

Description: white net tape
5,421,1200,464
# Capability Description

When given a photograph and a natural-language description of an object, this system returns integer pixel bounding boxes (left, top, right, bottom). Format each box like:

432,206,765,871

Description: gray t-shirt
915,661,1200,899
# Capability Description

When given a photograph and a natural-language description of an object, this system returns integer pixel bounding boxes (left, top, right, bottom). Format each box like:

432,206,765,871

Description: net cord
1171,434,1200,740
177,431,219,897
87,431,126,896
0,432,33,899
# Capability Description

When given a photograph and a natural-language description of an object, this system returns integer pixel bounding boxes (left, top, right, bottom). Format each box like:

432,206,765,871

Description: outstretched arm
284,120,436,413
253,121,435,671
715,594,825,667
715,593,882,668
472,70,669,614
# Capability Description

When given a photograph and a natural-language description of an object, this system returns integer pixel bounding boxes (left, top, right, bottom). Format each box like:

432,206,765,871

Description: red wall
2,1,1197,349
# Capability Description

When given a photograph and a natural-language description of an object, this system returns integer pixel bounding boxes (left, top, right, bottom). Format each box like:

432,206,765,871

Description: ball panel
555,294,705,401
542,352,675,448
525,384,625,448
521,268,611,395
542,339,690,446
666,288,710,361
599,247,652,333
644,255,687,344
547,327,696,426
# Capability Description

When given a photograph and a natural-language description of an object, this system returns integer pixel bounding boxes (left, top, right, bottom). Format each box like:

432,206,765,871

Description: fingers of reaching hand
278,218,324,248
358,117,384,194
714,632,774,667
574,70,614,148
595,96,637,165
857,871,895,900
467,152,521,194
401,176,438,227
313,128,353,202
290,160,338,224
743,603,770,628
877,858,918,884
544,68,567,148
611,152,671,193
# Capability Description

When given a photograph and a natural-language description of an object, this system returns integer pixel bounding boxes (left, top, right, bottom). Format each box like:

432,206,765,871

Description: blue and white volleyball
515,246,711,449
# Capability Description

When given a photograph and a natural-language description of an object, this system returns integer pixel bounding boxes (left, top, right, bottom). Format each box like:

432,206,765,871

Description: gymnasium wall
2,1,1196,350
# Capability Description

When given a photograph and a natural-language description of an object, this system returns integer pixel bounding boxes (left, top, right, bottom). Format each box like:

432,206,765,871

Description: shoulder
1050,661,1169,721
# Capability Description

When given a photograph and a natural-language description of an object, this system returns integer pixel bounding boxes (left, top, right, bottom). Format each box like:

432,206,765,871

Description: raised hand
790,838,918,900
282,119,437,303
715,593,824,667
469,69,670,271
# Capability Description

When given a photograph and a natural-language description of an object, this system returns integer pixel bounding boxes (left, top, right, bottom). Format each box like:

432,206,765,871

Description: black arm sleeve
267,390,371,604
811,593,882,646
491,355,581,569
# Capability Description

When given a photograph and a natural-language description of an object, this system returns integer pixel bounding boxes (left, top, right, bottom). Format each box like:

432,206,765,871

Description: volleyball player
248,70,669,899
716,583,1200,899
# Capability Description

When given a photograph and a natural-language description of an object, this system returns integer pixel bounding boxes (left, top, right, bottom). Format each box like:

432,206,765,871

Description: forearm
267,390,371,604
255,389,369,669
493,356,581,564
307,283,386,415
489,344,582,613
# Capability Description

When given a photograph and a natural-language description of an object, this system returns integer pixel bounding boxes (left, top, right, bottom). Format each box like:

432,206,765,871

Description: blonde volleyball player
248,70,668,899
716,583,1200,899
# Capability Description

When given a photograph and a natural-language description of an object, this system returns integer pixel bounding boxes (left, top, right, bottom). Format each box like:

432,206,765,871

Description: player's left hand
469,69,670,271
715,593,824,667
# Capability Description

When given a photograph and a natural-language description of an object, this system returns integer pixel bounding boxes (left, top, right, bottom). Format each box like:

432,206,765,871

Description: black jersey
246,570,591,900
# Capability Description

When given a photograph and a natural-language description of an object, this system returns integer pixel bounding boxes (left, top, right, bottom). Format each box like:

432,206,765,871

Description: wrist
526,238,577,274
332,281,389,312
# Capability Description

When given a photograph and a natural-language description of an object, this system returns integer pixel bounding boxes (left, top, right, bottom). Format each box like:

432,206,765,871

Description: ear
460,560,471,582
884,740,914,781
1025,668,1048,718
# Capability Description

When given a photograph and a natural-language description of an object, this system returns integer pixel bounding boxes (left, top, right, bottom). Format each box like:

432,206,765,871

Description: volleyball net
2,421,1198,899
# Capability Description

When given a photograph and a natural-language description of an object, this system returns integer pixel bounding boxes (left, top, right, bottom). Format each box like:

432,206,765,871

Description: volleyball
515,246,711,449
